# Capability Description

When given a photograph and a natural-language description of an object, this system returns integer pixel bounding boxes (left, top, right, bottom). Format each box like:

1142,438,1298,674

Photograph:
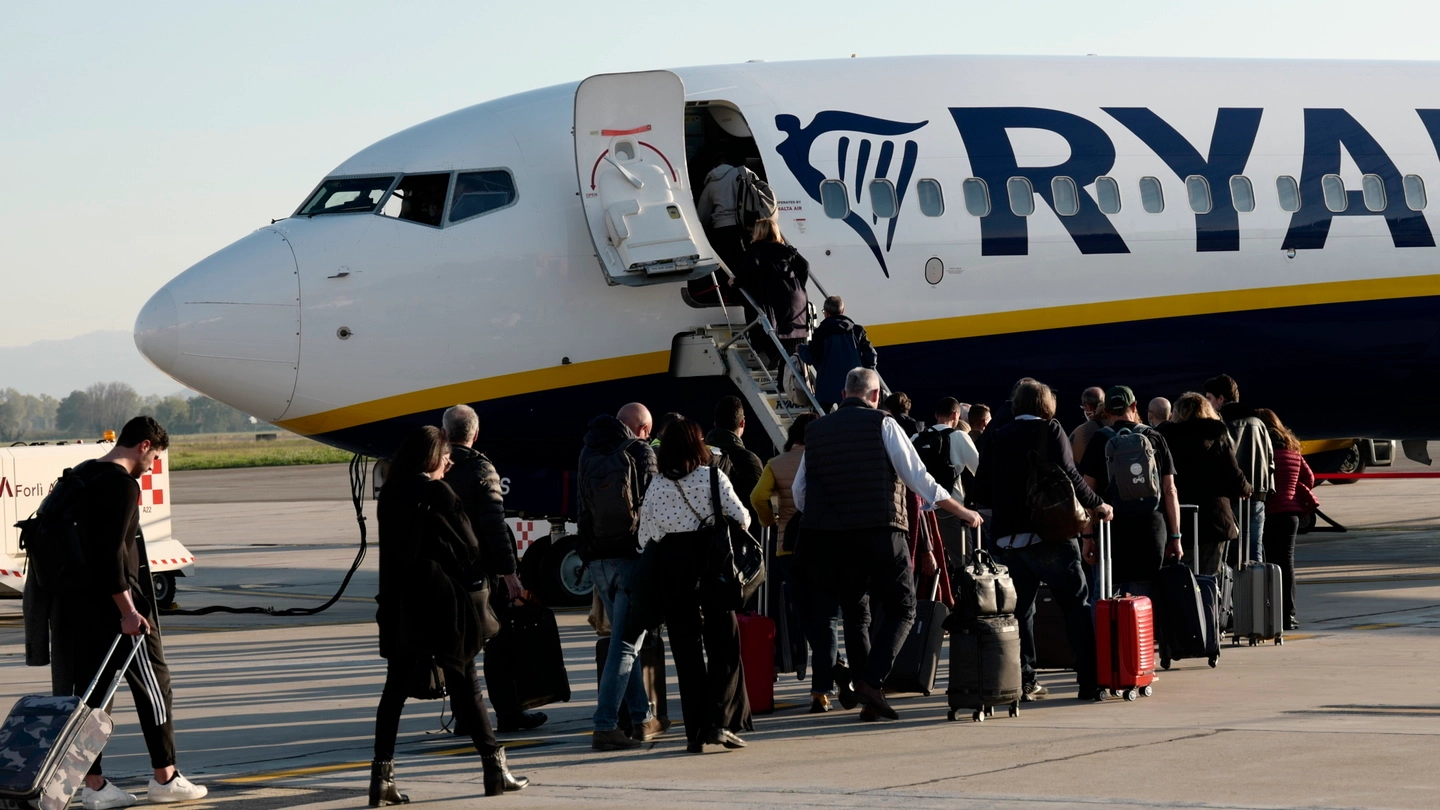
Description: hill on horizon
0,330,194,399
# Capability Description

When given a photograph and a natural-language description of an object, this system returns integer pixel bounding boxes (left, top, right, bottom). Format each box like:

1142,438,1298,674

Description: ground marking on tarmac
1351,623,1405,630
220,739,552,784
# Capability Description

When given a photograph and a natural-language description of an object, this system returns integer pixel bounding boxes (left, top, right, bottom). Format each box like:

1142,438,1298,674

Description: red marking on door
600,125,652,136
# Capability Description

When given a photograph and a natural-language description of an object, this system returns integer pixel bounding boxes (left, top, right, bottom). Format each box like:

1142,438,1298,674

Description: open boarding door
575,71,719,286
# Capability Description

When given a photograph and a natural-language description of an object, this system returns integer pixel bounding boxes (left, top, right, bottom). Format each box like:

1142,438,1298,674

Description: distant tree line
0,383,256,442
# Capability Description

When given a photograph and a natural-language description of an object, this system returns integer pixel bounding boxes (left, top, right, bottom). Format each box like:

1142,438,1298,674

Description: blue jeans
1000,539,1097,690
590,558,651,731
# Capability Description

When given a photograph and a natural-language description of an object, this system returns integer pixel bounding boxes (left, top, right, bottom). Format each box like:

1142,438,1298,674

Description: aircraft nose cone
134,228,301,421
135,285,179,374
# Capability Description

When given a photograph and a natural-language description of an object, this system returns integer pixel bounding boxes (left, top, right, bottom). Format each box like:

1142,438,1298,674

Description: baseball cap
1104,385,1136,414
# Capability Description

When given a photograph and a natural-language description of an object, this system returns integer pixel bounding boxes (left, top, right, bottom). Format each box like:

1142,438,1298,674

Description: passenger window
1404,174,1428,210
379,173,450,227
820,180,850,219
1322,174,1348,212
1361,174,1387,212
1051,176,1080,216
961,178,989,216
1007,177,1035,216
297,175,397,216
1186,176,1213,214
1230,176,1255,212
917,179,945,216
870,179,899,218
1277,175,1301,212
1095,176,1121,215
1139,176,1164,213
449,171,517,223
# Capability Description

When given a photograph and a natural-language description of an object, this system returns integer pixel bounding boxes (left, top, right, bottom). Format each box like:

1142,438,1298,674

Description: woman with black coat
1156,393,1252,576
733,218,810,362
370,426,527,805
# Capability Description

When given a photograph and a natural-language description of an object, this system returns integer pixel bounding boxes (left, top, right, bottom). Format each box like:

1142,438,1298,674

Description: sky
3,0,1438,349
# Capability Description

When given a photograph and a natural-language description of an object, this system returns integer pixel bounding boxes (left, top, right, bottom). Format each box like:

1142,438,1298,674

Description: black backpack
15,462,91,592
912,427,957,491
734,167,779,231
579,439,641,558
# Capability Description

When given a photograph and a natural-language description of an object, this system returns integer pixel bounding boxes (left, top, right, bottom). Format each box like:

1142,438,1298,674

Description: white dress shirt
793,414,951,513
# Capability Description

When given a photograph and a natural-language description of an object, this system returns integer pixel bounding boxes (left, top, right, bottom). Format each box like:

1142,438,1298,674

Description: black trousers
1263,514,1300,619
807,528,916,690
374,658,497,760
56,597,177,774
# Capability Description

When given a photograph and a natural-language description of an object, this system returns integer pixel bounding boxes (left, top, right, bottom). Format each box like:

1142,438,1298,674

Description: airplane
134,55,1440,597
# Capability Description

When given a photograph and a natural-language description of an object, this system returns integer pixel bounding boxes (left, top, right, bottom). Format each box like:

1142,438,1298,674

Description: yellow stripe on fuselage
277,275,1440,436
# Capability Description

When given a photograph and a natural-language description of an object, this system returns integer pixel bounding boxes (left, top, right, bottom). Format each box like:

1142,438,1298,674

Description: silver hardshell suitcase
1232,497,1284,646
0,635,142,810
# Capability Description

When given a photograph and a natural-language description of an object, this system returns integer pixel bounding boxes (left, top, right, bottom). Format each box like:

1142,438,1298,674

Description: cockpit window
298,176,397,216
379,173,451,227
449,170,517,223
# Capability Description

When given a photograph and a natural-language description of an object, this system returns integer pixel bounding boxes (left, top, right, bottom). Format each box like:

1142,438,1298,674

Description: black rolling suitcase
946,614,1022,722
1157,505,1219,669
505,599,571,709
1031,585,1076,670
595,633,669,733
0,635,142,810
884,574,947,695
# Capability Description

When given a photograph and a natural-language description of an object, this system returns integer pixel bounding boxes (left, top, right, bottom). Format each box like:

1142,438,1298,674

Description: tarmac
2,455,1438,809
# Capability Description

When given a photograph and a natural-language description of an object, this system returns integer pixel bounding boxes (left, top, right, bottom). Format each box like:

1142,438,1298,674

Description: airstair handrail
723,287,826,416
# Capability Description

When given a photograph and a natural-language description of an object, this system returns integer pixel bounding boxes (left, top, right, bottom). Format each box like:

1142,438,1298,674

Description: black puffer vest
800,399,907,532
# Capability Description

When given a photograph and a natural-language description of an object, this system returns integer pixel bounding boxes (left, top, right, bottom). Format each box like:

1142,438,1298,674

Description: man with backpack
577,403,662,750
975,380,1111,703
46,416,208,809
802,296,877,413
912,397,980,570
1078,386,1184,601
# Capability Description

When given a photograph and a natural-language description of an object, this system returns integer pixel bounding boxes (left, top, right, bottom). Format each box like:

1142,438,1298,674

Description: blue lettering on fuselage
949,107,1129,256
1282,109,1434,250
775,105,1440,270
1104,107,1263,252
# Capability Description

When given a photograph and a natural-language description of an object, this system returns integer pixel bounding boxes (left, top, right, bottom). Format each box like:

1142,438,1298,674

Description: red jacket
1267,448,1315,514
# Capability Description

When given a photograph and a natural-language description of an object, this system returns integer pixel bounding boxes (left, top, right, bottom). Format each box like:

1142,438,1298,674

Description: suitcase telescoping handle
1180,504,1200,574
1237,495,1252,566
1096,519,1112,600
80,634,145,708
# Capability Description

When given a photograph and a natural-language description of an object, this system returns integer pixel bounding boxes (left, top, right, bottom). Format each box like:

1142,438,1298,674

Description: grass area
168,436,354,470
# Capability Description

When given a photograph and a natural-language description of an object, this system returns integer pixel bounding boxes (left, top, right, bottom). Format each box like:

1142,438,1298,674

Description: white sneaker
81,780,138,810
146,773,208,804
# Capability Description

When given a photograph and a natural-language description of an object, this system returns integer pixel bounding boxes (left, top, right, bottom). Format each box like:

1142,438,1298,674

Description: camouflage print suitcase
0,635,141,810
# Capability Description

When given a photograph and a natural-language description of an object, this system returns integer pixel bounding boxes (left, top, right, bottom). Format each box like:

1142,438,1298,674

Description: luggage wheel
1141,685,1153,698
972,710,985,722
947,710,958,722
1123,688,1138,701
1207,655,1218,668
1008,702,1019,718
1160,657,1171,671
986,704,995,717
1275,636,1284,646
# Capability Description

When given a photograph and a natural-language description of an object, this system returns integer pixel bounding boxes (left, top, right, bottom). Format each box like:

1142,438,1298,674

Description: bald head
1148,397,1171,427
1081,386,1105,418
617,402,653,439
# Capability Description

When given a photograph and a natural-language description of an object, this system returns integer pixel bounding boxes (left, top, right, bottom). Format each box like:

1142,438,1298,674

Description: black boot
481,747,529,796
369,760,409,807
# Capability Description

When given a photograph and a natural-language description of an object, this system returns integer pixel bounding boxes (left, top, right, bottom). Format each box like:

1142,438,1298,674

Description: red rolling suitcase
1094,521,1156,701
736,612,776,714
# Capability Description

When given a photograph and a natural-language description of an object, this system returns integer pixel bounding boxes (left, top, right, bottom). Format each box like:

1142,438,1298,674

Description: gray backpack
1101,426,1161,514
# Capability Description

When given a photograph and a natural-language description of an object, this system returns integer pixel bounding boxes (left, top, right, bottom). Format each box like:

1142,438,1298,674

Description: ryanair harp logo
775,112,928,277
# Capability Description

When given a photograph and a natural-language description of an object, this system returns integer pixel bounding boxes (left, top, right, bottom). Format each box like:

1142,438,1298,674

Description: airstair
672,274,827,452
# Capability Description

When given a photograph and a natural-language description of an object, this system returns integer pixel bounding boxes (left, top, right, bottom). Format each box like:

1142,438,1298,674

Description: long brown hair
391,425,449,479
1254,408,1302,452
657,418,711,480
1171,392,1220,423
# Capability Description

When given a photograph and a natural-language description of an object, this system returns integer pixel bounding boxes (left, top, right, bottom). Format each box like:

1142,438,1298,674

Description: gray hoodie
696,163,743,228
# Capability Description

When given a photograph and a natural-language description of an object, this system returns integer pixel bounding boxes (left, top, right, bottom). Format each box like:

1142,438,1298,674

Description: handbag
468,578,502,642
406,656,447,701
703,464,766,610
